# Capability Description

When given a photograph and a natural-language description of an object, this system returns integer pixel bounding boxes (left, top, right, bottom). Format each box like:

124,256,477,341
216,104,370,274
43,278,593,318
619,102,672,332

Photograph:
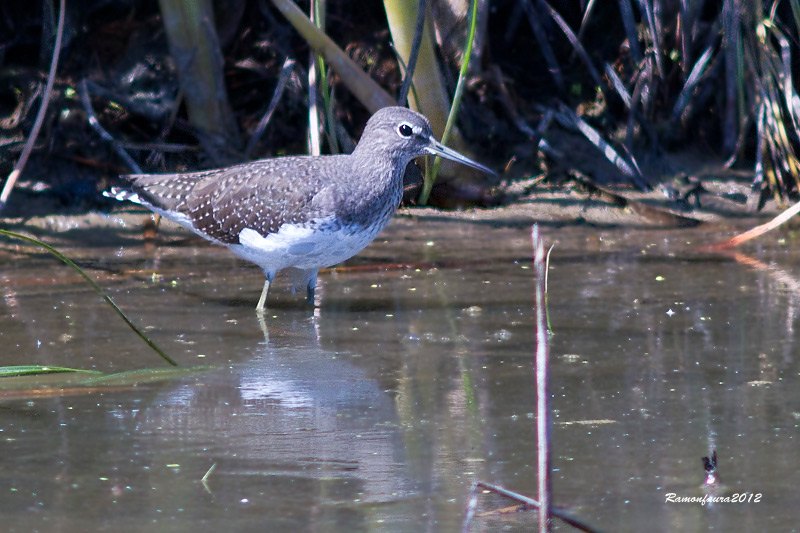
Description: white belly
230,218,386,274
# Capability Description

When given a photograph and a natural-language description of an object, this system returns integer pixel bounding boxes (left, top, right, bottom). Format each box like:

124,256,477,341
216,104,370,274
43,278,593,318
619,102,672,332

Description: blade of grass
0,229,178,367
385,0,453,136
420,0,479,205
0,367,211,397
544,243,555,334
308,0,322,156
0,366,104,378
392,51,423,119
671,44,716,122
312,0,339,155
79,366,211,386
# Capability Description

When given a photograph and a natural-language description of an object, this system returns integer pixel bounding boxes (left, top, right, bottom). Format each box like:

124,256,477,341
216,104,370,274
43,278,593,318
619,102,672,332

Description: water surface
1,213,798,531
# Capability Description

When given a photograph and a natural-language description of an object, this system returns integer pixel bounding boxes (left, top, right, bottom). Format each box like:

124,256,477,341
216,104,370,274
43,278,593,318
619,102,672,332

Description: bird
105,106,493,310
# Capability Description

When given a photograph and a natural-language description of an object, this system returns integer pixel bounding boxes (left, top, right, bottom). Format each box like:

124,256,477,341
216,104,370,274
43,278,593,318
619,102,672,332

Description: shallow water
1,213,799,531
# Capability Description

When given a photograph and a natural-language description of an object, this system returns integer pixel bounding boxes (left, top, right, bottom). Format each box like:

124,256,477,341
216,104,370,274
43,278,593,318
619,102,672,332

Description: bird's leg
306,285,315,306
256,272,274,311
305,270,318,306
256,280,270,311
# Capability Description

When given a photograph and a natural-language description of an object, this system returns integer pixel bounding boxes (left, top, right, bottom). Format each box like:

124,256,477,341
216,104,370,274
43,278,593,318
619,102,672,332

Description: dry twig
0,0,66,211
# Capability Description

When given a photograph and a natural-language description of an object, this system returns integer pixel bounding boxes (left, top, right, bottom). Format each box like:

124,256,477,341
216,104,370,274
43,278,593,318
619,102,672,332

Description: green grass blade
671,44,716,121
79,366,213,386
0,229,178,367
0,366,104,378
420,0,479,205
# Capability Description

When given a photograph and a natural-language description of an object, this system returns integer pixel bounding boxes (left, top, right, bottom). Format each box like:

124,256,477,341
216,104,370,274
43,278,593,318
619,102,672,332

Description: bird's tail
103,187,146,205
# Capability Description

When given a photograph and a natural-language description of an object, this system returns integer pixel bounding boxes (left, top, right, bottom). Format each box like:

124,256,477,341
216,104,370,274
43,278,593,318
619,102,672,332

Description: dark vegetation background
2,0,800,215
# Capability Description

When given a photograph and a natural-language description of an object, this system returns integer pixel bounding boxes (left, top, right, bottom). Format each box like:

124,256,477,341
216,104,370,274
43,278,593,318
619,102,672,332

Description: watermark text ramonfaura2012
665,493,762,506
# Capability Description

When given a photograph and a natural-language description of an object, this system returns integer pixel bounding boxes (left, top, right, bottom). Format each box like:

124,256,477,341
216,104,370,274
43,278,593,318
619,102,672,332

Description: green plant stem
0,229,178,367
419,0,478,205
312,0,339,153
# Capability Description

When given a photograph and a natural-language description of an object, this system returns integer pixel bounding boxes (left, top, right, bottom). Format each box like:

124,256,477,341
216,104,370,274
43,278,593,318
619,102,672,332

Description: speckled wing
123,156,344,244
183,157,331,244
126,168,223,212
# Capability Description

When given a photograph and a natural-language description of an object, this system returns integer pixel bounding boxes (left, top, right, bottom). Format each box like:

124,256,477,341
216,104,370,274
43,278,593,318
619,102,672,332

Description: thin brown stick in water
474,482,603,533
709,199,800,248
474,504,526,516
532,224,552,532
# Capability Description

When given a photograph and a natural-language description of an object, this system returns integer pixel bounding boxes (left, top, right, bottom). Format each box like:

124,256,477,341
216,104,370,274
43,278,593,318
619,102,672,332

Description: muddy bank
0,174,785,253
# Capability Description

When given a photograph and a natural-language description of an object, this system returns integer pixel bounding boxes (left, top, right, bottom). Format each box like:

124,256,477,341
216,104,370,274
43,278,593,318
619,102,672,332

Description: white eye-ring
397,122,414,138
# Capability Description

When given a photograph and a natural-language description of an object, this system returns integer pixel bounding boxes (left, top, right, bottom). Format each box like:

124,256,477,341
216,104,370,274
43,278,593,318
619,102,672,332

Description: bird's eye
397,123,413,138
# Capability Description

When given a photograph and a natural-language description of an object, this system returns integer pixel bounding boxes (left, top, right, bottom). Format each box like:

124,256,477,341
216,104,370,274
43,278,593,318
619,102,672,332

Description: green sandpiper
105,106,492,309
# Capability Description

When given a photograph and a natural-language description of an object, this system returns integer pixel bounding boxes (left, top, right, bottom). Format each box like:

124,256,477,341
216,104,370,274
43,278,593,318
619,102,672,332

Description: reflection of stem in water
731,252,800,298
710,199,800,248
731,251,800,340
201,462,216,494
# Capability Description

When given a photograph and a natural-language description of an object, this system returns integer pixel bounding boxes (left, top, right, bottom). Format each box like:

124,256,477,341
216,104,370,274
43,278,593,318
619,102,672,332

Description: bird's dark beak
424,138,494,175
